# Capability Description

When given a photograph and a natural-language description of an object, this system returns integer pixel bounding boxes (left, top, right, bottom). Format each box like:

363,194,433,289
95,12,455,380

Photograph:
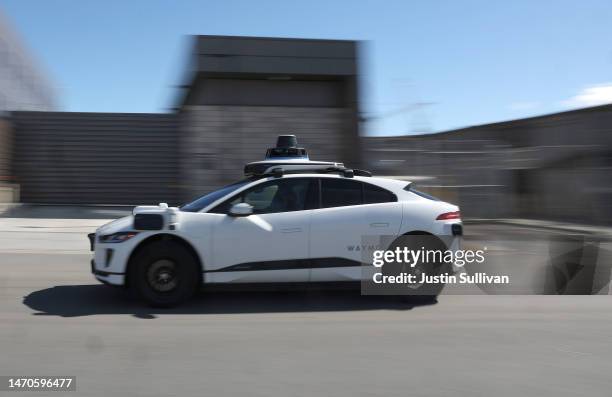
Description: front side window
180,178,254,212
211,178,315,214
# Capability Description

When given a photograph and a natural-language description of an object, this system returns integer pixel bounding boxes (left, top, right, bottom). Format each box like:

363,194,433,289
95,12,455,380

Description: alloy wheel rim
147,259,179,292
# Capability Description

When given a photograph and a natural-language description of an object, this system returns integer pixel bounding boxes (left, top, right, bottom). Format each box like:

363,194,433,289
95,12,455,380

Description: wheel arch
125,233,203,287
397,230,449,250
402,230,434,236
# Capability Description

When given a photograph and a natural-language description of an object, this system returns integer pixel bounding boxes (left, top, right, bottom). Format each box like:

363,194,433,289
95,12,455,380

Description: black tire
129,240,200,307
382,233,451,299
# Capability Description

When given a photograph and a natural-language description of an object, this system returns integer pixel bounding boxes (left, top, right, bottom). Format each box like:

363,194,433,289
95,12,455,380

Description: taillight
436,211,461,220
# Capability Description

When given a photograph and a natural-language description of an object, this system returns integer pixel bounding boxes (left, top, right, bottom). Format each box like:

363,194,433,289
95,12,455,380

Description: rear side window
406,185,440,201
321,179,362,208
363,183,397,204
320,179,396,208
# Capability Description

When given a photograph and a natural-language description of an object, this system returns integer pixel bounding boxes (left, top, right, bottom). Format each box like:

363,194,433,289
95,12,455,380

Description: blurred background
0,1,611,226
0,1,611,294
3,5,612,396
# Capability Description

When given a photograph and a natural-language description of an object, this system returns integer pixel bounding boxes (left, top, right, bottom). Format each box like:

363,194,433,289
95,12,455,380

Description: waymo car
89,136,462,306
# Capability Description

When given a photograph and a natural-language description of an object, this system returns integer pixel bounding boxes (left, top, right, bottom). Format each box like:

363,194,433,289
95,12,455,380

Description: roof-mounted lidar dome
265,134,309,160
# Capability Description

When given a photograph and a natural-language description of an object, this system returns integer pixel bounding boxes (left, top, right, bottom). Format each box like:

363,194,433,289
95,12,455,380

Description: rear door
309,178,402,281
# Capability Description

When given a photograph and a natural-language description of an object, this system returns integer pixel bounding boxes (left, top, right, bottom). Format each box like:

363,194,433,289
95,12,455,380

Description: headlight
99,231,139,243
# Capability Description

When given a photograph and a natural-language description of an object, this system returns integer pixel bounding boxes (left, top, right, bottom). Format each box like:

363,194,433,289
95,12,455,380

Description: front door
207,177,316,283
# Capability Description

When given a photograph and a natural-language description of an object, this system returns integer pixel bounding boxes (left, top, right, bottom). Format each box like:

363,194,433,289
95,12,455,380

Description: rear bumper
91,259,125,286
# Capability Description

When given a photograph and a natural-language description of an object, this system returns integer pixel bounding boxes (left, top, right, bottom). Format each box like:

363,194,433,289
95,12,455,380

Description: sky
2,0,612,135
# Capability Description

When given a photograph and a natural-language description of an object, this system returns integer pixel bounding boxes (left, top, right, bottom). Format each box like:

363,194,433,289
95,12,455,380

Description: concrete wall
12,112,180,205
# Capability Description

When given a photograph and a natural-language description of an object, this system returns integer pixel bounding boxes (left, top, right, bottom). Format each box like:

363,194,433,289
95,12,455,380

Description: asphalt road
1,218,611,397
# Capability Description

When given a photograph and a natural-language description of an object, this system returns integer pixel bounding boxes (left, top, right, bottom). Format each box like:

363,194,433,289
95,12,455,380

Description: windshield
180,179,254,212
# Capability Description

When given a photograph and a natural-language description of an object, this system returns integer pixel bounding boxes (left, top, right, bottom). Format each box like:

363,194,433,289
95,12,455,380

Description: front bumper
88,233,96,251
89,230,137,282
91,259,125,286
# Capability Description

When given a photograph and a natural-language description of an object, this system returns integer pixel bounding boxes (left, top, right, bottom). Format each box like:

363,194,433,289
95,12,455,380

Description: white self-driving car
89,136,462,306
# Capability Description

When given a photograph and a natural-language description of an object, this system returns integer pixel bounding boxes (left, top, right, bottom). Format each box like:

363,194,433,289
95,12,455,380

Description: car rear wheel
382,233,451,300
129,240,200,307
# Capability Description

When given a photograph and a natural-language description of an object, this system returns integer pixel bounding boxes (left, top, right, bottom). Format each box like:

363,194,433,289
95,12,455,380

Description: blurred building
8,35,360,205
0,12,56,202
364,104,612,225
177,35,360,199
3,29,612,226
0,12,56,112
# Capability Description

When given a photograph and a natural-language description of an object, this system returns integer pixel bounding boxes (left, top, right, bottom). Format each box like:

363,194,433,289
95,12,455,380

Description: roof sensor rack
244,135,372,178
244,161,343,176
353,169,372,177
260,165,372,179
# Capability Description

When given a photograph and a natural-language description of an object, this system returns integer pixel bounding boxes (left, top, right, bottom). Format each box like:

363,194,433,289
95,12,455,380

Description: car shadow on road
23,284,436,318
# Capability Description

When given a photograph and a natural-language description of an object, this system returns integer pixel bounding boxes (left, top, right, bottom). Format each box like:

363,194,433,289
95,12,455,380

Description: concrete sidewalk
466,218,612,237
0,205,131,254
0,219,108,254
0,209,115,254
0,203,132,219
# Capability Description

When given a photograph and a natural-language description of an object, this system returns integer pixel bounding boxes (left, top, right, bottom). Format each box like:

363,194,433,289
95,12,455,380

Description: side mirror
229,202,253,217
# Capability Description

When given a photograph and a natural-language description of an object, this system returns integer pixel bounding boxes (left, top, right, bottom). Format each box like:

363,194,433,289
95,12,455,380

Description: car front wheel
129,240,200,307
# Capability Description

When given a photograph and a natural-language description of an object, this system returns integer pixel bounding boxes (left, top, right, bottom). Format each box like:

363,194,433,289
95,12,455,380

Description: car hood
96,215,134,235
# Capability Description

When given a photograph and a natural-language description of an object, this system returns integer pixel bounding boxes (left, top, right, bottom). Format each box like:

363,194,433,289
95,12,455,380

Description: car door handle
281,227,303,233
369,222,389,228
